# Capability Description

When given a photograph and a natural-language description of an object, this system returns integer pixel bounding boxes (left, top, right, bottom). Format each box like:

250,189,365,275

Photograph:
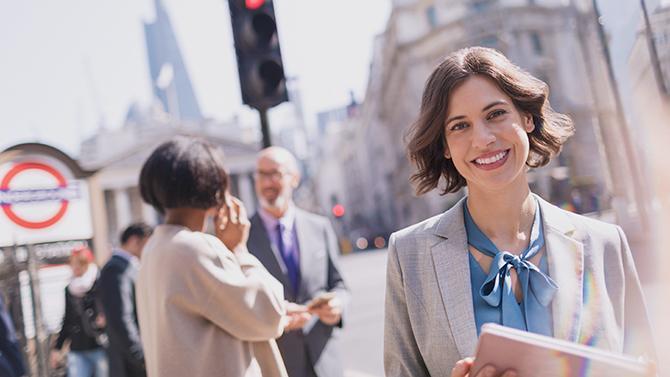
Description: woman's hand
284,302,312,331
95,313,106,328
309,296,342,326
49,350,61,370
451,358,517,377
215,194,251,252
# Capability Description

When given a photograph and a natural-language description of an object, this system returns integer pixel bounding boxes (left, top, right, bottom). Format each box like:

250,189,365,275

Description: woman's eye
450,122,468,131
487,109,507,120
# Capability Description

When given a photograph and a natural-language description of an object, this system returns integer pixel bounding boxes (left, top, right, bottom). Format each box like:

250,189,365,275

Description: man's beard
260,193,289,212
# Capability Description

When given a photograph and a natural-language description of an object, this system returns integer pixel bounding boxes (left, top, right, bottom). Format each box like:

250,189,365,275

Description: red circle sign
0,162,69,229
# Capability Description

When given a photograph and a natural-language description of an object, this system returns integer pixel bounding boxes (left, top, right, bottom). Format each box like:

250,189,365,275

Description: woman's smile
471,149,510,170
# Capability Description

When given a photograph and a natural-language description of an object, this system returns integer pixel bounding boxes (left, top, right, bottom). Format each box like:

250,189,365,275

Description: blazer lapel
431,198,478,358
294,209,317,301
250,213,291,288
536,195,584,342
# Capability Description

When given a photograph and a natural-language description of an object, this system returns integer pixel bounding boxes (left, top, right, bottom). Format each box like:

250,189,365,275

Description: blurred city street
339,250,387,377
2,0,670,375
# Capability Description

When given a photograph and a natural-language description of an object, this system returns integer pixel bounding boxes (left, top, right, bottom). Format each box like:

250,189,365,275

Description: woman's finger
474,365,496,377
451,358,472,377
223,190,233,207
227,197,240,224
216,204,229,229
232,196,248,223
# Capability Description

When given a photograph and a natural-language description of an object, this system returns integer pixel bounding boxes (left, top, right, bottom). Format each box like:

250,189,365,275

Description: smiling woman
384,47,657,377
406,47,573,196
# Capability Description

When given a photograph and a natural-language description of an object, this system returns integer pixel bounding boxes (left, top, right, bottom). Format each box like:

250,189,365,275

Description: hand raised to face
215,193,251,253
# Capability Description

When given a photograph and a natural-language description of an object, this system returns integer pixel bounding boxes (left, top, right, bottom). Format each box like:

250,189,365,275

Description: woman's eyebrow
481,100,508,112
445,114,466,125
446,100,509,125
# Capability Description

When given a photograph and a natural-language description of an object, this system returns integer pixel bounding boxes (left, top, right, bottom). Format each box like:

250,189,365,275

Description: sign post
0,143,95,377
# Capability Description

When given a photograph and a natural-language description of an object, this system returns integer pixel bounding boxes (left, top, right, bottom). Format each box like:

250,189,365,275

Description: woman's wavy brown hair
406,46,575,195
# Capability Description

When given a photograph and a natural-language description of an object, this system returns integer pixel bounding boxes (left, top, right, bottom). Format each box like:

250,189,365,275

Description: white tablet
471,323,653,377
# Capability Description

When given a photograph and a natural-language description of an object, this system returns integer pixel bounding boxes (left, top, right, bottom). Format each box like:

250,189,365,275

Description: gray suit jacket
249,209,349,377
384,195,656,376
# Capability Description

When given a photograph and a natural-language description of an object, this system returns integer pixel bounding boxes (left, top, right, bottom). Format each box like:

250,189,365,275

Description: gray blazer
384,195,656,376
249,208,349,377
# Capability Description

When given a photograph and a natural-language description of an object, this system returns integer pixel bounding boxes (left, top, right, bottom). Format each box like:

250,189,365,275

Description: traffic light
332,204,345,218
228,0,288,111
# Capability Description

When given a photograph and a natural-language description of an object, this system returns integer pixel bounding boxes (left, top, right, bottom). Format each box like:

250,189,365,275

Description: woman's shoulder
538,197,623,244
149,226,230,261
392,214,443,242
174,230,231,258
391,213,459,258
392,197,465,245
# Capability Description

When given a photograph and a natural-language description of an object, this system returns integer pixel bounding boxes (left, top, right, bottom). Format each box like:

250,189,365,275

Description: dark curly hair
139,136,228,213
406,46,575,195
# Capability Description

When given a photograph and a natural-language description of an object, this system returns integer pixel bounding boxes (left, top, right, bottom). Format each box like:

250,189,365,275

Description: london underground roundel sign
0,161,80,229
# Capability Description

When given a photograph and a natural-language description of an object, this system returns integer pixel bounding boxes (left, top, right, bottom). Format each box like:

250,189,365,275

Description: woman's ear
444,146,451,159
524,114,535,133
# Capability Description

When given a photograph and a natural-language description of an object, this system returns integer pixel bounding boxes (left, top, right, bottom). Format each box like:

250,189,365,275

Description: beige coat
137,224,288,377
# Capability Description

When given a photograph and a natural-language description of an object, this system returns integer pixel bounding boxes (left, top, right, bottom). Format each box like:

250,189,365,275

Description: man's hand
309,296,342,326
215,194,251,253
284,302,312,331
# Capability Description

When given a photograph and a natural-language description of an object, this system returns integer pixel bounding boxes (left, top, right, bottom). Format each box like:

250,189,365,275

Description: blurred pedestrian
136,136,288,377
0,294,25,377
385,46,656,377
99,223,153,377
248,146,349,377
50,246,108,377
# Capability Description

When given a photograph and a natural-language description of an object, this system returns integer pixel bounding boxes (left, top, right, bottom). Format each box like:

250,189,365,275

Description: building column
114,188,132,236
141,203,156,225
238,173,256,215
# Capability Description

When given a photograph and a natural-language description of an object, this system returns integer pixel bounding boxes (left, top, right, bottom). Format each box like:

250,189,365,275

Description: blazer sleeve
616,226,657,362
178,240,286,342
323,218,349,327
99,264,144,365
384,234,430,377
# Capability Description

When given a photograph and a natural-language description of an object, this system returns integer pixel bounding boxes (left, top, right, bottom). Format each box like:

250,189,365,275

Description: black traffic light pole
228,0,288,149
259,108,271,148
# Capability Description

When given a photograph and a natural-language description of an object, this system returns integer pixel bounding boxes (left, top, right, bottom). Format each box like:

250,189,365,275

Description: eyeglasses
254,169,290,182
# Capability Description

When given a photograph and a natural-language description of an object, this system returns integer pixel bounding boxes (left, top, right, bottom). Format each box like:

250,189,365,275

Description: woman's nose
471,123,496,149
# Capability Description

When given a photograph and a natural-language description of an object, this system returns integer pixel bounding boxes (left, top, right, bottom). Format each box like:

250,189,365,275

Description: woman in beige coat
136,136,292,377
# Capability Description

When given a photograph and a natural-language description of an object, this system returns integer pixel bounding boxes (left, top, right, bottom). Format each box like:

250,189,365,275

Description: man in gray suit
248,147,349,377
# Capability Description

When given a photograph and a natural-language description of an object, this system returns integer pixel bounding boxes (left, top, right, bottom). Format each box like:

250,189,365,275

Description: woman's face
443,75,534,193
70,258,89,278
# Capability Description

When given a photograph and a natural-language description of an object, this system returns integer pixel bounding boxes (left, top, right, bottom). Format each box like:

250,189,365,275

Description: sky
1,0,667,159
0,0,391,157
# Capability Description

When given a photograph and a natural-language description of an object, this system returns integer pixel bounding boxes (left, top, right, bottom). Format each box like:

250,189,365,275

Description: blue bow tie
464,201,558,331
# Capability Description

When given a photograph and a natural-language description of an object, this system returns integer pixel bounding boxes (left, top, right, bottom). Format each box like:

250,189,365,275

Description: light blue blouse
464,200,556,337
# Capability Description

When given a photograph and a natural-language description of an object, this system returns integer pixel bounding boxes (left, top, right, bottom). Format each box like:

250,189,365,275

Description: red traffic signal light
229,0,288,110
332,204,345,218
245,0,265,10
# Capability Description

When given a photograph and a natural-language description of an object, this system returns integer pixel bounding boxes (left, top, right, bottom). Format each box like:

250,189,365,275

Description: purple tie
276,223,300,296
